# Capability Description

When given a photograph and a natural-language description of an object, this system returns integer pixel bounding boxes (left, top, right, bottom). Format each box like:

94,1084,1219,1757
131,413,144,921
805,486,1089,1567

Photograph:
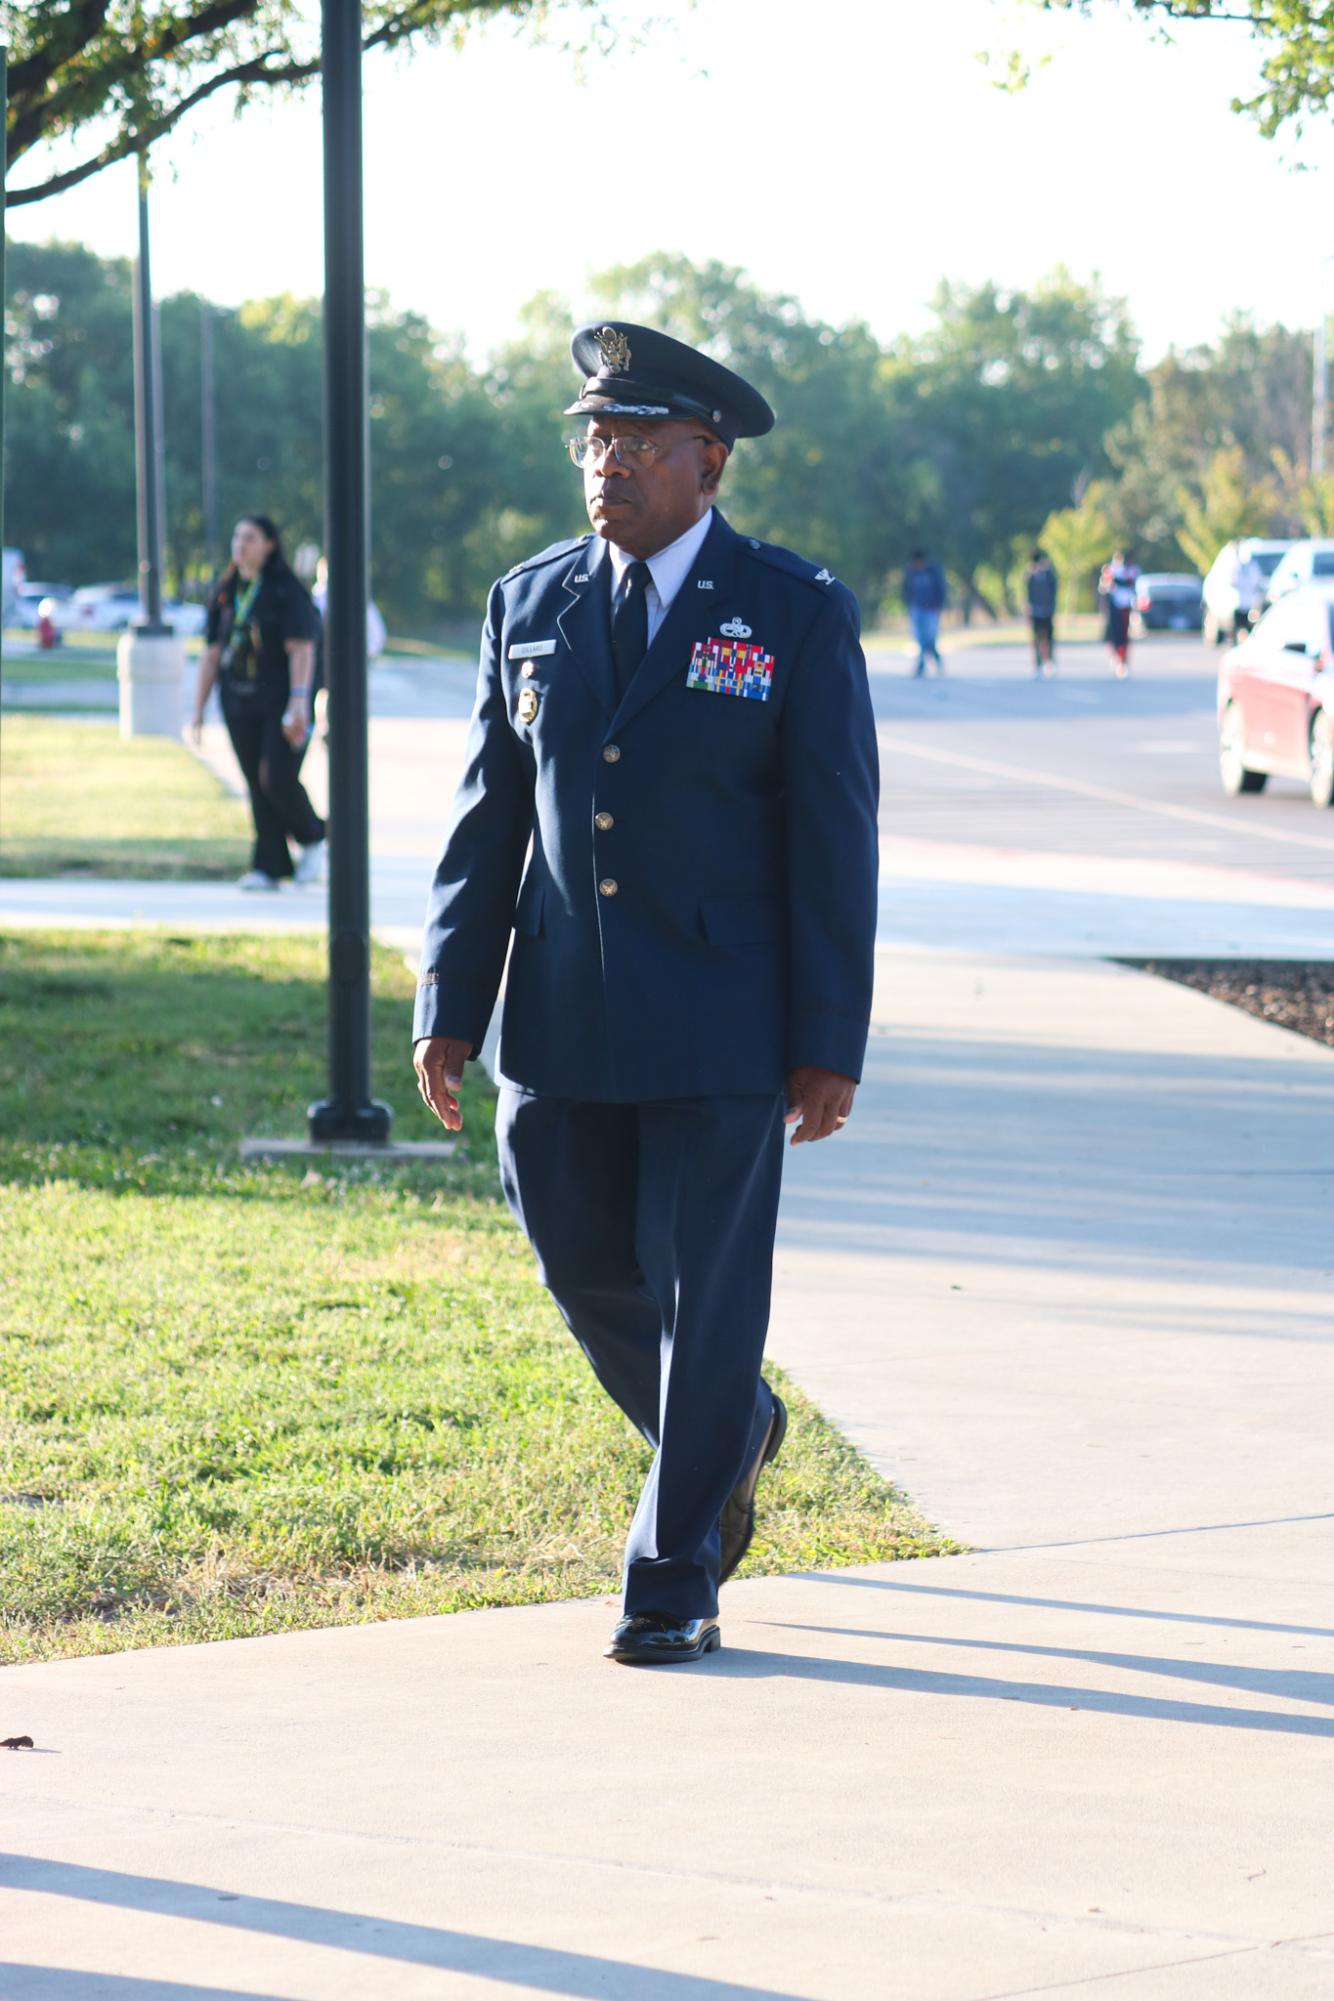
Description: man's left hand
784,1067,856,1145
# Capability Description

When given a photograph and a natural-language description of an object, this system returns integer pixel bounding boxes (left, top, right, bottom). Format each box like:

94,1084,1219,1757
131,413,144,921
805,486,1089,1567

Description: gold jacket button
602,744,621,763
598,878,619,897
594,812,614,831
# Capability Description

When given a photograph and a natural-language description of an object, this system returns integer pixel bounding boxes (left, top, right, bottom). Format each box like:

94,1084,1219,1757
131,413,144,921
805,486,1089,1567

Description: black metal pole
131,150,169,634
308,0,391,1143
200,302,218,578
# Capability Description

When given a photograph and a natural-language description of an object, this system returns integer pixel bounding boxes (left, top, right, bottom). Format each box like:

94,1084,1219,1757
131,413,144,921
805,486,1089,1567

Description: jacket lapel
554,536,617,717
612,512,744,732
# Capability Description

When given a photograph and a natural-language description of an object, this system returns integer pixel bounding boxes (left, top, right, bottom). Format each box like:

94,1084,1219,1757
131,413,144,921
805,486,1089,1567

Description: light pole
1314,307,1327,486
201,301,219,575
307,0,392,1145
118,146,185,736
131,149,170,633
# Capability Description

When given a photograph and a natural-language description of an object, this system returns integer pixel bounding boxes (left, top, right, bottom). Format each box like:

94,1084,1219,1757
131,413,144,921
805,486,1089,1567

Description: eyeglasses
565,433,713,470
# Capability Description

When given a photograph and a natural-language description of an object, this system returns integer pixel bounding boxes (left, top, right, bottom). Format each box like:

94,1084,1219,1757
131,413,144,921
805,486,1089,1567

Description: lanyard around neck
234,574,262,625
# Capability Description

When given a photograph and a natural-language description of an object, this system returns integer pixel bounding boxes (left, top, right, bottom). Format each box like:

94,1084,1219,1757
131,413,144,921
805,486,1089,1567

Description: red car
1217,583,1334,808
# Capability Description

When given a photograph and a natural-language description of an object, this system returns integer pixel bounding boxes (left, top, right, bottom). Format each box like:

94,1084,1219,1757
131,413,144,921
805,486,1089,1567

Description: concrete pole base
117,629,186,739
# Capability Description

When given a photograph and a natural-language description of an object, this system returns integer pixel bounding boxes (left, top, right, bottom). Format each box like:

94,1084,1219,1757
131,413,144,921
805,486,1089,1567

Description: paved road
867,635,1334,883
18,633,1332,961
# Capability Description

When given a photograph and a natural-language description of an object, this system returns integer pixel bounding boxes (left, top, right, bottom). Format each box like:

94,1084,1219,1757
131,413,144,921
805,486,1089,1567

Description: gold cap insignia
594,326,632,375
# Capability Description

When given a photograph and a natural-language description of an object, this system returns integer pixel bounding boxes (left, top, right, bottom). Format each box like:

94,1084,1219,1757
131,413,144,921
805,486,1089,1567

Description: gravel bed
1126,960,1334,1051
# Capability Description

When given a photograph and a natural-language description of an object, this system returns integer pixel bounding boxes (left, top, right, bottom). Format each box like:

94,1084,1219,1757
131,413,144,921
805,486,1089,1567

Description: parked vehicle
163,599,208,638
1133,573,1203,633
13,582,74,629
2,548,26,624
1201,538,1292,645
1261,538,1334,611
68,584,142,632
1217,583,1334,808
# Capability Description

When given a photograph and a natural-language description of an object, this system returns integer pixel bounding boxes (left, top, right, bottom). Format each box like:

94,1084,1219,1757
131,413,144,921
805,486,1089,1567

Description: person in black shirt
193,515,326,889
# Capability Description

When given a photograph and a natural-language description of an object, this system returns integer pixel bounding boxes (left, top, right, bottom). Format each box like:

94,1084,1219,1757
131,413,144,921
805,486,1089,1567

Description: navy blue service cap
566,322,775,450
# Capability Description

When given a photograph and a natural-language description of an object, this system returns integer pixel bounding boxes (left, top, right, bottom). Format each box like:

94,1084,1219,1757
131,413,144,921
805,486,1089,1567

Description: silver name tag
508,639,558,660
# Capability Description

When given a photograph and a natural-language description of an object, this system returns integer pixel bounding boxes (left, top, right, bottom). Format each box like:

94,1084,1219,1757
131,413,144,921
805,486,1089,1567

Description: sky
9,0,1334,365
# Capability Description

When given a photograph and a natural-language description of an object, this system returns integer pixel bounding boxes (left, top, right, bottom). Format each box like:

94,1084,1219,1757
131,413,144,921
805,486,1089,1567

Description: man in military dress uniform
414,323,879,1665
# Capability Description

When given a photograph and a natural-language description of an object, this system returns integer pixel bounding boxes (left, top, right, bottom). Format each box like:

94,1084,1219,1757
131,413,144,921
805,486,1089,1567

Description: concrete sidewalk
0,950,1331,1998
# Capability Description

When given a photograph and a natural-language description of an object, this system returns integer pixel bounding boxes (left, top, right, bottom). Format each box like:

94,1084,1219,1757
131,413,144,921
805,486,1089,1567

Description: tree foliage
5,0,601,206
1039,482,1115,612
1028,1,1334,139
1174,443,1280,575
3,239,1321,633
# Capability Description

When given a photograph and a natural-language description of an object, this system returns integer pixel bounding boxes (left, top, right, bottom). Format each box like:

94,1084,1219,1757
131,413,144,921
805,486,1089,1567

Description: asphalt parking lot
868,633,1334,883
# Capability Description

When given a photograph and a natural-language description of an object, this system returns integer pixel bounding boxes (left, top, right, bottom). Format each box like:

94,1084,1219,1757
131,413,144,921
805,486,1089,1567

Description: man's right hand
413,1036,473,1132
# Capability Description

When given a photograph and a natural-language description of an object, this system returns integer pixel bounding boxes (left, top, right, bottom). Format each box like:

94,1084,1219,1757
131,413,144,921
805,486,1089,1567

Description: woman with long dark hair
192,515,326,889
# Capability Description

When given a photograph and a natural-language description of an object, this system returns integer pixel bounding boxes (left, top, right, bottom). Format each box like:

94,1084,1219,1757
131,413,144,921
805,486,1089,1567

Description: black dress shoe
604,1612,721,1665
719,1391,787,1584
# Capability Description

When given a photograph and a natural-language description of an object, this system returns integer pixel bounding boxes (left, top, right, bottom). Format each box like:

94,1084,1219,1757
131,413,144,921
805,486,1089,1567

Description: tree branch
6,45,319,206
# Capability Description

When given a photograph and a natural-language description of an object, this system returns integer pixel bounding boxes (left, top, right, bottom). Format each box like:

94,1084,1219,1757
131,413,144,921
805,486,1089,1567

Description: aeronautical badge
686,636,775,701
719,617,752,638
594,326,632,374
517,687,540,724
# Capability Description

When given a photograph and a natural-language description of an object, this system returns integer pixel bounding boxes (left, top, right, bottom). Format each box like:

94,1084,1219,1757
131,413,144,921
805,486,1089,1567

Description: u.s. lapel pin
517,687,540,724
696,578,714,590
719,616,752,639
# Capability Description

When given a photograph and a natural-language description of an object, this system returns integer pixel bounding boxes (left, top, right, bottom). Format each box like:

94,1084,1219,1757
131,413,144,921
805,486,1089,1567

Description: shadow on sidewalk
700,1647,1334,1734
792,1568,1334,1640
755,1621,1334,1708
0,1857,807,2001
0,1973,290,2001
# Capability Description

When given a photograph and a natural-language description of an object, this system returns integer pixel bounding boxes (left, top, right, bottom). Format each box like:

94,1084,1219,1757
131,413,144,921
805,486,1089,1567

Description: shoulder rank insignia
594,326,632,374
719,617,752,639
687,636,775,702
814,567,835,585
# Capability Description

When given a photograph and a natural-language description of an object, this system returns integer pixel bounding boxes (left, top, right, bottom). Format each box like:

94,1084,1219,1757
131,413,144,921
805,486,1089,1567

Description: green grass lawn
0,715,250,879
0,931,955,1663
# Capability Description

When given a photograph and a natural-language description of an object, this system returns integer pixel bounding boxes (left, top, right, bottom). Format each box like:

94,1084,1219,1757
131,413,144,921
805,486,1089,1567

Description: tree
1026,2,1334,138
1102,315,1311,568
6,0,603,207
887,269,1144,612
1039,482,1114,613
1174,444,1280,575
578,254,913,611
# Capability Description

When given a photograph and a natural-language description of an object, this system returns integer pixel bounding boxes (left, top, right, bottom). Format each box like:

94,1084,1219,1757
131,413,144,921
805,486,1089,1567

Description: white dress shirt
607,509,714,647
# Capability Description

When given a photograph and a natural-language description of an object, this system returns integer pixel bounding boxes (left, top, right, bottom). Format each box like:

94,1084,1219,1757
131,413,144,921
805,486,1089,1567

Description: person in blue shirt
413,323,879,1667
903,547,947,676
1026,548,1059,676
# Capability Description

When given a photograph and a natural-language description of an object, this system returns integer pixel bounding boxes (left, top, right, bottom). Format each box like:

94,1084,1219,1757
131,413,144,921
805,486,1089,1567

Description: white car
13,583,74,629
164,599,208,638
1262,538,1334,610
1201,538,1292,646
68,584,142,632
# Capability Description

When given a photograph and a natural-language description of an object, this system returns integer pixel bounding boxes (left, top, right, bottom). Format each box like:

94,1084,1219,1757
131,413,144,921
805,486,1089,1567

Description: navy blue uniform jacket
414,510,879,1101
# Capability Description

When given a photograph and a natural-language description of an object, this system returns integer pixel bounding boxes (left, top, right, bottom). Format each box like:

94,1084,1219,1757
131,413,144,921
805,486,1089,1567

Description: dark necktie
611,560,651,699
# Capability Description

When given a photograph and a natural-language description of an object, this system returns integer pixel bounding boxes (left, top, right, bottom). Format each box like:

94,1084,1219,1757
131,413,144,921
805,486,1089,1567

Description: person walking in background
903,546,947,676
1101,551,1140,679
191,514,327,890
1026,547,1059,676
